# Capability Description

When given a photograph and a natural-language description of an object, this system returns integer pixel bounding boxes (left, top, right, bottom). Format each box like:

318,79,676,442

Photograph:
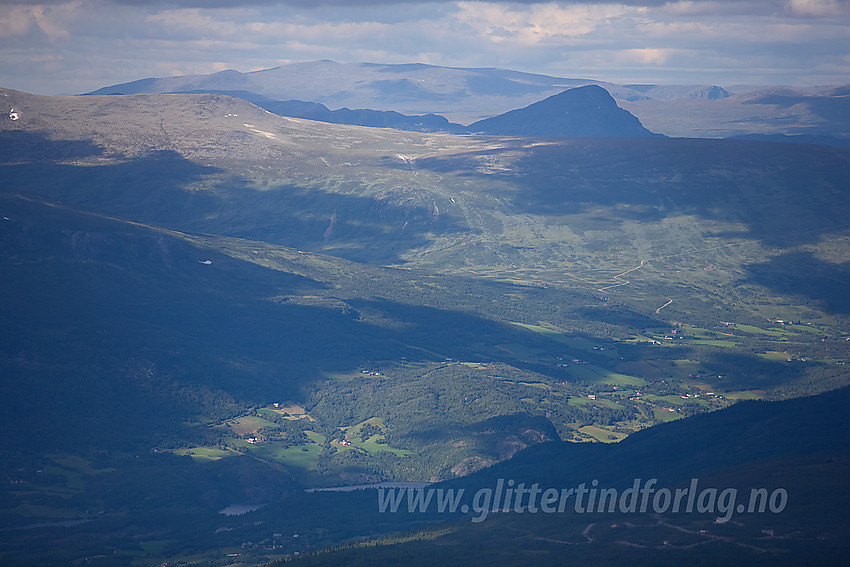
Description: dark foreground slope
3,384,841,566
274,387,850,567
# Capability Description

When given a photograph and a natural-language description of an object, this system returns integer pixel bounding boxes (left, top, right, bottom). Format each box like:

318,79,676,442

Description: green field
653,407,683,422
342,418,414,456
734,323,792,337
221,415,279,436
258,442,323,469
578,425,628,442
174,447,236,462
566,363,646,386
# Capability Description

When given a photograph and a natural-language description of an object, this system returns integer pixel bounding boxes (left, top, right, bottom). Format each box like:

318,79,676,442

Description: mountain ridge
82,60,850,140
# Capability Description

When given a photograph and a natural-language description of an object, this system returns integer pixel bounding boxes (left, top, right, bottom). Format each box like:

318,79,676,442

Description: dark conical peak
545,84,619,106
469,84,661,138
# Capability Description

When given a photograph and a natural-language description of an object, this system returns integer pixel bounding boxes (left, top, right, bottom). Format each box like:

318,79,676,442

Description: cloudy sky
1,0,848,95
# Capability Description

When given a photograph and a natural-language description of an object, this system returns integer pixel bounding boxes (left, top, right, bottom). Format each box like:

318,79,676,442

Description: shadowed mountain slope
469,85,660,138
265,387,850,567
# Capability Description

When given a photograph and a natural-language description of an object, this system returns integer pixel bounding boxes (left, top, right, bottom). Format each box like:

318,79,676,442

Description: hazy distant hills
86,60,850,141
621,84,850,141
620,83,732,101
468,85,660,138
85,60,588,123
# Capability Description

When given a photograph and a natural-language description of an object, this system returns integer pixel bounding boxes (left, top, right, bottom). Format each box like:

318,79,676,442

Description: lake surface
0,518,94,531
305,481,433,493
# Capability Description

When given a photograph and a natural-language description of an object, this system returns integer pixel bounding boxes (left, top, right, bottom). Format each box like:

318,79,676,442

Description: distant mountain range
85,61,590,123
86,60,850,141
82,60,735,116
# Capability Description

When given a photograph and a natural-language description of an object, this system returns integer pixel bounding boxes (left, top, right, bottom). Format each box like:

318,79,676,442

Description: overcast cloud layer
1,0,848,95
